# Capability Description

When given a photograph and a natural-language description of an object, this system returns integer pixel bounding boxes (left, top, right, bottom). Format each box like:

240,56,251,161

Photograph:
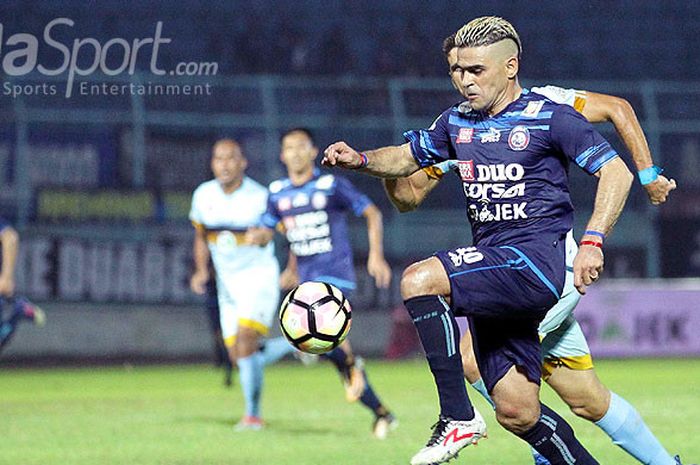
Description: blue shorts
435,239,565,392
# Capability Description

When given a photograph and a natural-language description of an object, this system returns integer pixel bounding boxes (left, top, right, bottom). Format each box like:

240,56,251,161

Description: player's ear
505,55,519,79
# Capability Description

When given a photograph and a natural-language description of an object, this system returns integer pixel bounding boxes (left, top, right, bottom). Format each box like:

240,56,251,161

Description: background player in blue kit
252,128,397,439
322,16,634,465
0,219,45,353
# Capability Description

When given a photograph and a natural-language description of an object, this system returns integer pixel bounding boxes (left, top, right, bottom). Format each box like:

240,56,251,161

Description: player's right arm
383,161,454,212
0,224,19,296
322,142,420,178
190,224,210,295
580,91,676,205
279,250,299,290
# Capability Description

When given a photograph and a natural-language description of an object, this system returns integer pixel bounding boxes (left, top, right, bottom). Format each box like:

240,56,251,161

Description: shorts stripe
313,275,356,291
239,318,269,336
499,246,559,297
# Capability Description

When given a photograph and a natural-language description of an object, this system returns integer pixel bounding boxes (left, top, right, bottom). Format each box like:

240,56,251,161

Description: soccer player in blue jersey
323,16,634,465
253,127,397,439
387,85,683,465
0,220,45,353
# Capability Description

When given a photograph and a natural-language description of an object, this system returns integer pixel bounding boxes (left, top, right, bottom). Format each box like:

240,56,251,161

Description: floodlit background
1,1,698,464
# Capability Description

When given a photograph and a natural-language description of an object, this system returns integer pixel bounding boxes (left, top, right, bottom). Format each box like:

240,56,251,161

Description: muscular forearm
362,144,421,178
608,99,653,171
584,158,633,237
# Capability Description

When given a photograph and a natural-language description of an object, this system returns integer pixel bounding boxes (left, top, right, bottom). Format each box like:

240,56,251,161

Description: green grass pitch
2,359,698,465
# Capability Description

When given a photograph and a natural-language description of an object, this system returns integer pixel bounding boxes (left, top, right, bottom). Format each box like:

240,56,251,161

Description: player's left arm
580,91,676,205
0,225,19,296
575,157,633,294
362,204,392,289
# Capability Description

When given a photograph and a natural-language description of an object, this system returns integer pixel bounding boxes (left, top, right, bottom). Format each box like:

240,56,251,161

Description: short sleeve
531,85,587,113
261,193,281,228
0,217,9,233
334,176,372,217
403,107,455,168
189,188,204,229
550,105,618,175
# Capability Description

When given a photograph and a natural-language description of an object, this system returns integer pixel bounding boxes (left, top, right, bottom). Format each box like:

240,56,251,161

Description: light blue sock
596,392,675,465
260,337,294,366
237,352,264,418
470,378,495,409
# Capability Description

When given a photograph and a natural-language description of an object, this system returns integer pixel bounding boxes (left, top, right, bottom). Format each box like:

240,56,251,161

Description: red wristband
356,152,369,169
580,240,603,248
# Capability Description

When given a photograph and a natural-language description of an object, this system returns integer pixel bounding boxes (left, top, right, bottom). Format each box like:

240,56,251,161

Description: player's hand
424,159,458,180
322,142,364,169
367,253,392,289
279,267,299,290
190,269,209,295
645,175,677,205
572,245,604,295
244,227,273,246
0,274,15,297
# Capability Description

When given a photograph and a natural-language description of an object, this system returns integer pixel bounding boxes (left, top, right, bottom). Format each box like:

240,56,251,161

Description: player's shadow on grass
176,416,341,435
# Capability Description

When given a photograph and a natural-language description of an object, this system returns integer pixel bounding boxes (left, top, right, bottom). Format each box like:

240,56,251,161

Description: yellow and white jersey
530,85,588,113
190,177,276,272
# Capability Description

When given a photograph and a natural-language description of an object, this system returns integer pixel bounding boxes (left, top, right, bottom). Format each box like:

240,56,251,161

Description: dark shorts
434,240,566,391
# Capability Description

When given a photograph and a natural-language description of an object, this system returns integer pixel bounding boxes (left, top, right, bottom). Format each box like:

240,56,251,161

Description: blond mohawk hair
454,16,522,56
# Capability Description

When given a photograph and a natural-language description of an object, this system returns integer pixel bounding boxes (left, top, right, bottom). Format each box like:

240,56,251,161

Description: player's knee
569,392,610,422
400,259,447,300
236,327,260,357
495,400,540,434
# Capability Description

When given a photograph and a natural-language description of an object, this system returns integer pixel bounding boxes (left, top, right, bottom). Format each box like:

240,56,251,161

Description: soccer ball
279,281,352,354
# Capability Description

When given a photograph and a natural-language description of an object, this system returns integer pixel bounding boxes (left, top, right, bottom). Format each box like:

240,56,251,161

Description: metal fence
2,73,700,278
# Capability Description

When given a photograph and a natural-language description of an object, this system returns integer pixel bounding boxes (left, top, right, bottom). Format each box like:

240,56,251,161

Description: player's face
211,143,247,187
280,132,317,174
447,44,515,114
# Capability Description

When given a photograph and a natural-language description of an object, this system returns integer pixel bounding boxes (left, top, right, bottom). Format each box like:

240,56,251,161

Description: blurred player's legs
217,265,293,431
204,275,233,386
321,286,396,438
0,297,45,353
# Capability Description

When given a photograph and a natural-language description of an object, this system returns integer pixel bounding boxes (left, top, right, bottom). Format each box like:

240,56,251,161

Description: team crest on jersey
521,100,545,118
456,127,474,144
457,160,475,181
311,192,327,209
508,126,530,151
278,197,292,211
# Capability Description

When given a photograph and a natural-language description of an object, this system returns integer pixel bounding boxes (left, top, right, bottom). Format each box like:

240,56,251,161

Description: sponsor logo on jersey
508,126,530,151
278,196,292,211
311,192,327,209
456,127,474,144
521,100,545,118
457,160,475,181
479,127,501,144
292,192,309,208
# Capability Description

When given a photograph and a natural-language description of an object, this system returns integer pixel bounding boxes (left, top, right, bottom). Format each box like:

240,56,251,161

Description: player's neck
289,167,314,186
219,177,244,194
488,82,522,116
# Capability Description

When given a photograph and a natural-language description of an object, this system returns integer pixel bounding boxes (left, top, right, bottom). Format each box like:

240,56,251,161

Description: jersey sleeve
261,193,281,228
403,107,455,167
531,85,587,113
334,176,373,217
550,104,619,175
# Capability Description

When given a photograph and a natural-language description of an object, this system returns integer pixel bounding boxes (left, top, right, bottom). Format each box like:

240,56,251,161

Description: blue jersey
404,89,619,247
262,169,372,290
